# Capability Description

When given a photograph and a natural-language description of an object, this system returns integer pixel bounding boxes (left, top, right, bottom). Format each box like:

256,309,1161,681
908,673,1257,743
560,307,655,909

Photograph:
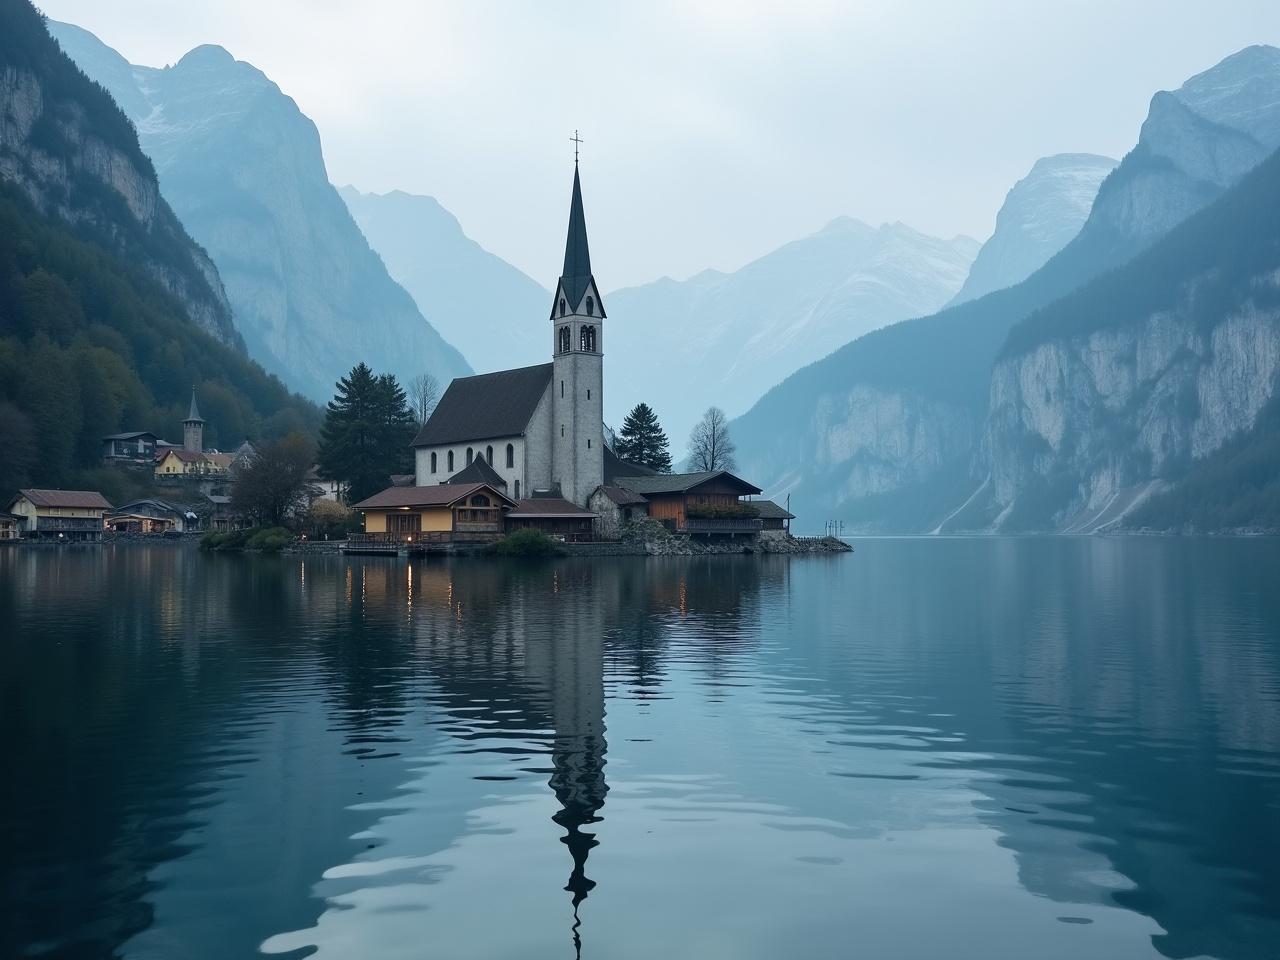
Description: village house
352,482,515,544
0,512,21,542
609,471,765,536
6,489,112,542
101,431,161,463
105,498,198,534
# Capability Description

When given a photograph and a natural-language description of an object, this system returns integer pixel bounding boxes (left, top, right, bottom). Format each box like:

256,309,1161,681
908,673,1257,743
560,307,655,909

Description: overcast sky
39,1,1279,290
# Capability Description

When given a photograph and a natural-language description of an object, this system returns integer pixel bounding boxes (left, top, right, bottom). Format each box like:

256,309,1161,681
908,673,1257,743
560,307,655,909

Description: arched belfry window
586,295,594,316
580,324,596,352
559,298,566,317
558,326,571,354
485,445,493,465
506,443,514,468
466,447,474,464
430,452,437,473
447,450,454,471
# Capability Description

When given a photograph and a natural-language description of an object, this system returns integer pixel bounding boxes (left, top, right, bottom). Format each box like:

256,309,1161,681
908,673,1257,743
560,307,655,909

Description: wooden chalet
613,471,764,535
350,482,516,547
505,495,597,542
6,489,112,542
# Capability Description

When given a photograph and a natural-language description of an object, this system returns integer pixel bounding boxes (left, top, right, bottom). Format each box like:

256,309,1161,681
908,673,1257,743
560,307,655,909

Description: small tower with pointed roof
183,386,205,453
550,157,605,505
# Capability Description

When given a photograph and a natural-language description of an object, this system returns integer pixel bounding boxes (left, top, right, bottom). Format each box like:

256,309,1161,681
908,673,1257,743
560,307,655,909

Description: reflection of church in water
377,558,778,954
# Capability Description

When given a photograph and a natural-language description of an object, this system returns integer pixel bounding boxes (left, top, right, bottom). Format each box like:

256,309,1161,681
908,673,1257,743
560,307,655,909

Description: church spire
555,150,604,317
185,385,203,424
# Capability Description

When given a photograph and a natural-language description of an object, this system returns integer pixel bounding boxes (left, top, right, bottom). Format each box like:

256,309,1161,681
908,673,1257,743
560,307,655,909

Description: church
410,159,608,505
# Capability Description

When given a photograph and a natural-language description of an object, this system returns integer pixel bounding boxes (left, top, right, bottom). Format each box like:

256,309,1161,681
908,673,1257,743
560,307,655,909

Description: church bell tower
183,386,204,453
550,151,605,506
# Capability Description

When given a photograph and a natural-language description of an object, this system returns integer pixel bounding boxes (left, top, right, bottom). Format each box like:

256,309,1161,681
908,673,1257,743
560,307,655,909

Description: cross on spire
570,129,583,165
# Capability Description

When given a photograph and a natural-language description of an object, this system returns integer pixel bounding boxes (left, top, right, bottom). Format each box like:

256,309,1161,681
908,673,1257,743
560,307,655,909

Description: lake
2,539,1279,959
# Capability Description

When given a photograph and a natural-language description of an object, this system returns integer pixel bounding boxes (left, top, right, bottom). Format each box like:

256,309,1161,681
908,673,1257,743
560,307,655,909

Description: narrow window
514,479,520,498
558,326,570,353
587,439,592,448
561,380,565,398
431,451,437,473
448,450,455,471
486,445,493,465
561,424,565,437
559,298,566,317
587,389,591,399
506,443,514,468
466,447,474,464
586,295,594,316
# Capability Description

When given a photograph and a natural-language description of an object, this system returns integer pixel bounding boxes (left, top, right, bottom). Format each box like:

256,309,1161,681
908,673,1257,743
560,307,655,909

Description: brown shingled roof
351,483,514,511
595,484,647,506
14,489,112,509
506,498,598,519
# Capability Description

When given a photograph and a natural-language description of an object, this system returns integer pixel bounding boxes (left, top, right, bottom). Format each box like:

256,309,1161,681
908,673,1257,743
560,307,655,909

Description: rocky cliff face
50,23,470,402
607,218,977,445
949,154,1116,306
982,286,1280,533
732,45,1280,533
0,53,237,345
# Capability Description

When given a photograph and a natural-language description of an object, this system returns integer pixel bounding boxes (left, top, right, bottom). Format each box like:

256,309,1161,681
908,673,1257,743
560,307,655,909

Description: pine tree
615,402,672,472
317,364,417,503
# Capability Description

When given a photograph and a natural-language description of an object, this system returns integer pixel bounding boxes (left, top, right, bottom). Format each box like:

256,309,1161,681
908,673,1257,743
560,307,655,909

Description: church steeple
553,156,605,319
183,385,204,453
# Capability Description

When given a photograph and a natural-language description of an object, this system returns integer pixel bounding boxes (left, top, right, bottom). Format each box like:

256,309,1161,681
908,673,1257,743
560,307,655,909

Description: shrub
200,526,290,552
491,529,564,558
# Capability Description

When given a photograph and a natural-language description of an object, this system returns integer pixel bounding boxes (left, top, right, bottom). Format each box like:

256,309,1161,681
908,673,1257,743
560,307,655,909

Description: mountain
1,7,236,346
605,219,978,445
49,21,470,402
338,185,548,373
0,2,317,495
948,153,1116,306
731,45,1280,533
977,144,1280,532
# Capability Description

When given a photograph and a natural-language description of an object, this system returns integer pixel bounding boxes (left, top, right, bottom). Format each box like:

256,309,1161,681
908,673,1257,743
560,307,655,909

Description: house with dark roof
407,161,607,507
101,431,160,463
351,482,515,543
505,494,598,542
612,471,765,535
6,489,112,541
105,498,198,534
0,511,21,543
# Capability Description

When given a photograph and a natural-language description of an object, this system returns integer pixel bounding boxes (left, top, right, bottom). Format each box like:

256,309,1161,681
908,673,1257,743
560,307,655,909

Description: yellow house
6,489,112,542
352,482,515,542
155,449,230,478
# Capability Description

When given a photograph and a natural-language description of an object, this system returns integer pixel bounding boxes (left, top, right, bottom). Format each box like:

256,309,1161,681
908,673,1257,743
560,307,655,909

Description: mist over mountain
606,219,978,444
0,1,318,493
731,45,1280,533
49,21,470,402
338,186,547,373
948,153,1116,306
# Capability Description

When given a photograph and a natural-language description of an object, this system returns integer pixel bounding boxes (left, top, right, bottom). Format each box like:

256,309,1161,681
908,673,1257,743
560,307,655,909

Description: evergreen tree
317,364,417,503
615,402,672,472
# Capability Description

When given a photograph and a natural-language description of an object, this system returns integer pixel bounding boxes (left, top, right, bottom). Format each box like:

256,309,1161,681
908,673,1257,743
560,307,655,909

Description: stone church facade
411,163,607,506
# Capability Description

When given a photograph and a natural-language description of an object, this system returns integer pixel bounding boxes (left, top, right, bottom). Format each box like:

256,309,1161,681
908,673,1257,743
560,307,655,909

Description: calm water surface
2,539,1280,959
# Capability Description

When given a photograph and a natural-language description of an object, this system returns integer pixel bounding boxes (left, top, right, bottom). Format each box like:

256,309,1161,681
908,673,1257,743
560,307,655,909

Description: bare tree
687,406,736,472
408,372,442,423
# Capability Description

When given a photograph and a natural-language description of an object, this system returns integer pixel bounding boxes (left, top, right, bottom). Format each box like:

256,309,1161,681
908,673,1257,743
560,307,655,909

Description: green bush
200,526,291,552
491,529,564,558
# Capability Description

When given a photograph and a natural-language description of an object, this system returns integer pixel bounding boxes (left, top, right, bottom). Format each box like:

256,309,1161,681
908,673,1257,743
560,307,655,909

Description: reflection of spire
549,728,606,958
